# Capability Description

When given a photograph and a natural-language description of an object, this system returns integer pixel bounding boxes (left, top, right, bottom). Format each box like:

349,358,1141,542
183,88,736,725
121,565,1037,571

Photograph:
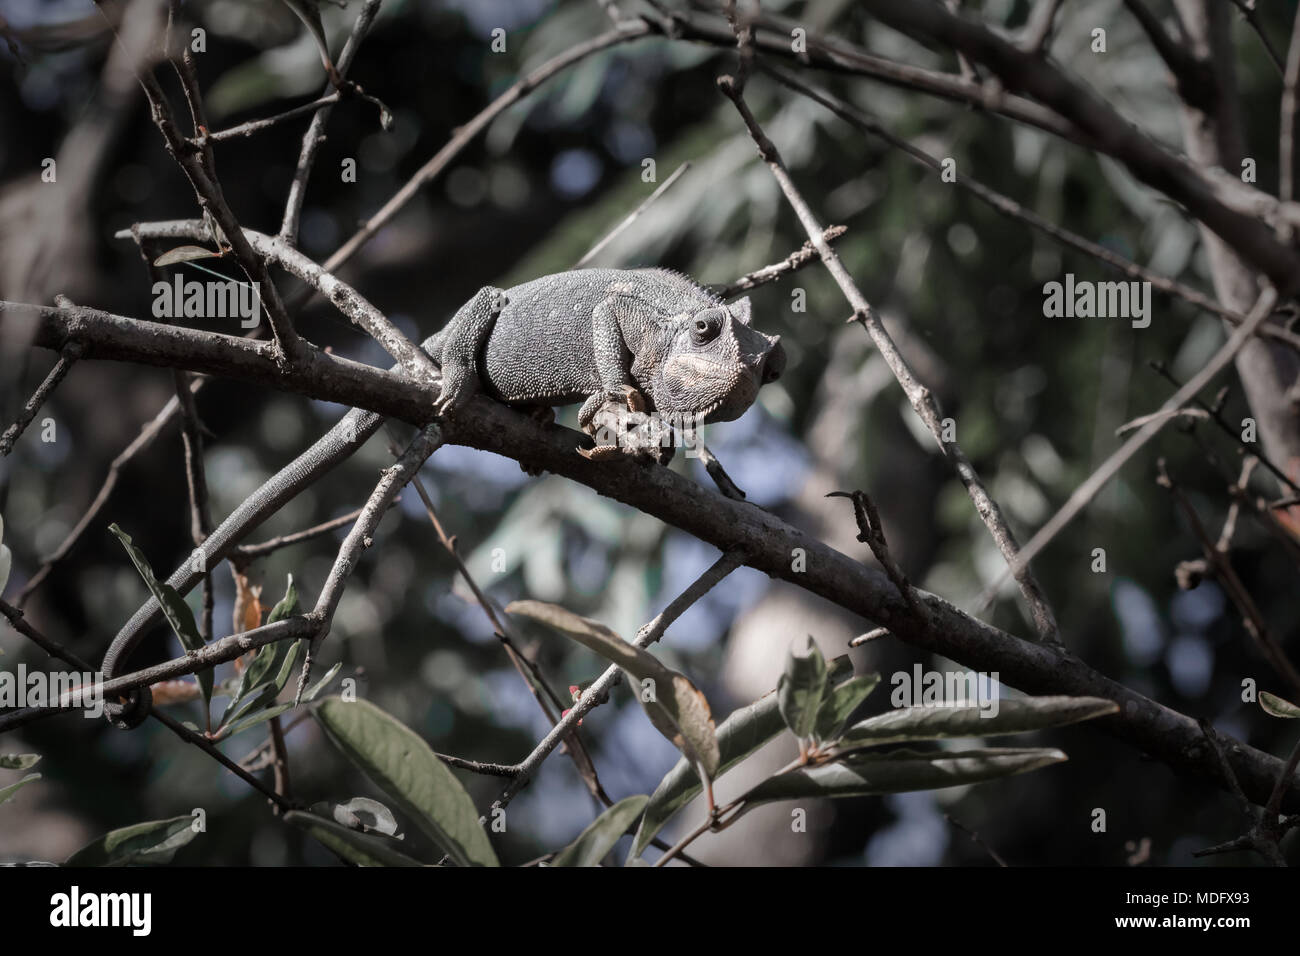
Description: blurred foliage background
0,0,1297,865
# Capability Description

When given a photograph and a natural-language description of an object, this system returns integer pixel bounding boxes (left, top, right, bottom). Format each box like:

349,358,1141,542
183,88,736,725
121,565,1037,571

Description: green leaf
739,748,1068,804
814,674,880,742
219,576,302,728
551,795,649,867
108,524,211,717
838,696,1119,750
320,797,401,836
630,655,856,860
216,701,295,740
313,697,498,867
65,815,198,866
0,754,41,770
0,773,40,807
285,811,425,867
301,662,342,702
506,600,720,778
1261,691,1300,719
778,635,827,739
153,245,219,267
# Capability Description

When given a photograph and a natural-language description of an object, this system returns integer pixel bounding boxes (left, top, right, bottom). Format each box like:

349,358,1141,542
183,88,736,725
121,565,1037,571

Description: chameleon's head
653,297,785,423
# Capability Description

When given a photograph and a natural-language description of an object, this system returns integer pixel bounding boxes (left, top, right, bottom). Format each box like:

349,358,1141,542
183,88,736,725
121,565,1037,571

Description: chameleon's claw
578,444,625,461
616,384,646,414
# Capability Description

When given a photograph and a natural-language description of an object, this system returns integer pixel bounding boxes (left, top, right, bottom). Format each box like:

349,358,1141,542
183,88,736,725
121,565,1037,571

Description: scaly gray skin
430,268,785,435
101,269,784,728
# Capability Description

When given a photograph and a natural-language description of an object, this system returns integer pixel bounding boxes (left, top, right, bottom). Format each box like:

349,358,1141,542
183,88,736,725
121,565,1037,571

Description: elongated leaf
631,655,855,859
302,662,342,702
219,576,301,728
220,641,302,731
838,696,1118,749
281,0,336,80
0,773,40,807
1261,691,1300,718
285,811,425,867
323,797,400,836
66,815,198,866
814,674,880,742
313,697,498,867
740,748,1067,804
0,754,40,770
217,701,295,740
551,795,648,867
778,636,826,739
153,245,219,267
506,600,720,777
241,575,299,686
0,542,10,596
109,524,211,716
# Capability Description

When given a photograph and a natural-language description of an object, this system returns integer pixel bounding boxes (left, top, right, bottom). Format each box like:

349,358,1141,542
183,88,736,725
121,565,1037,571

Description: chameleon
429,267,785,458
100,268,784,728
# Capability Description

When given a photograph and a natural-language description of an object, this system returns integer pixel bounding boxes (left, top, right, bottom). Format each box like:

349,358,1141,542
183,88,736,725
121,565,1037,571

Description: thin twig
297,423,443,702
1228,0,1286,75
944,812,1009,866
0,613,316,734
15,380,200,606
0,343,81,457
1020,0,1065,55
1157,460,1300,701
713,225,848,299
1282,3,1300,205
234,507,368,561
827,490,921,617
979,286,1279,610
1149,360,1300,495
311,20,652,286
574,161,691,268
719,66,1060,644
280,0,383,244
764,65,1300,355
486,551,744,815
202,92,341,143
391,430,608,801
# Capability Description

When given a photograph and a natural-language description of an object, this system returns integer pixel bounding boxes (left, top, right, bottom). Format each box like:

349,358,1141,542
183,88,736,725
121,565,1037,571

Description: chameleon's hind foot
577,444,625,461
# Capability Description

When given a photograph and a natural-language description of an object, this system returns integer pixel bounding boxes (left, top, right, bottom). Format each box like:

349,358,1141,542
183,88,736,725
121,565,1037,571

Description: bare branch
713,224,848,300
987,286,1279,606
574,161,692,268
718,70,1060,644
317,20,653,282
15,298,1300,810
0,342,80,457
280,0,384,245
488,551,744,815
763,65,1300,354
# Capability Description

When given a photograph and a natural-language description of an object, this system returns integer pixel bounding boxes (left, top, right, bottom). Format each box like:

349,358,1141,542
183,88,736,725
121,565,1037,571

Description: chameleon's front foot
580,397,675,466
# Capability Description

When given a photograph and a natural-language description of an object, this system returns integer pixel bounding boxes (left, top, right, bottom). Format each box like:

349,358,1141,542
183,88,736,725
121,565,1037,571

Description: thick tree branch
9,290,1300,810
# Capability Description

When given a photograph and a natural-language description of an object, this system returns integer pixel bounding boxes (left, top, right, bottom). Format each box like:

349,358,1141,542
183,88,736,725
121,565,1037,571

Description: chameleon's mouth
659,355,760,423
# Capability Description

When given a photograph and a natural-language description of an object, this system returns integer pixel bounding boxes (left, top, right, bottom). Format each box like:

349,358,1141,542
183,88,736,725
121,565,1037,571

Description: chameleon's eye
692,312,723,345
